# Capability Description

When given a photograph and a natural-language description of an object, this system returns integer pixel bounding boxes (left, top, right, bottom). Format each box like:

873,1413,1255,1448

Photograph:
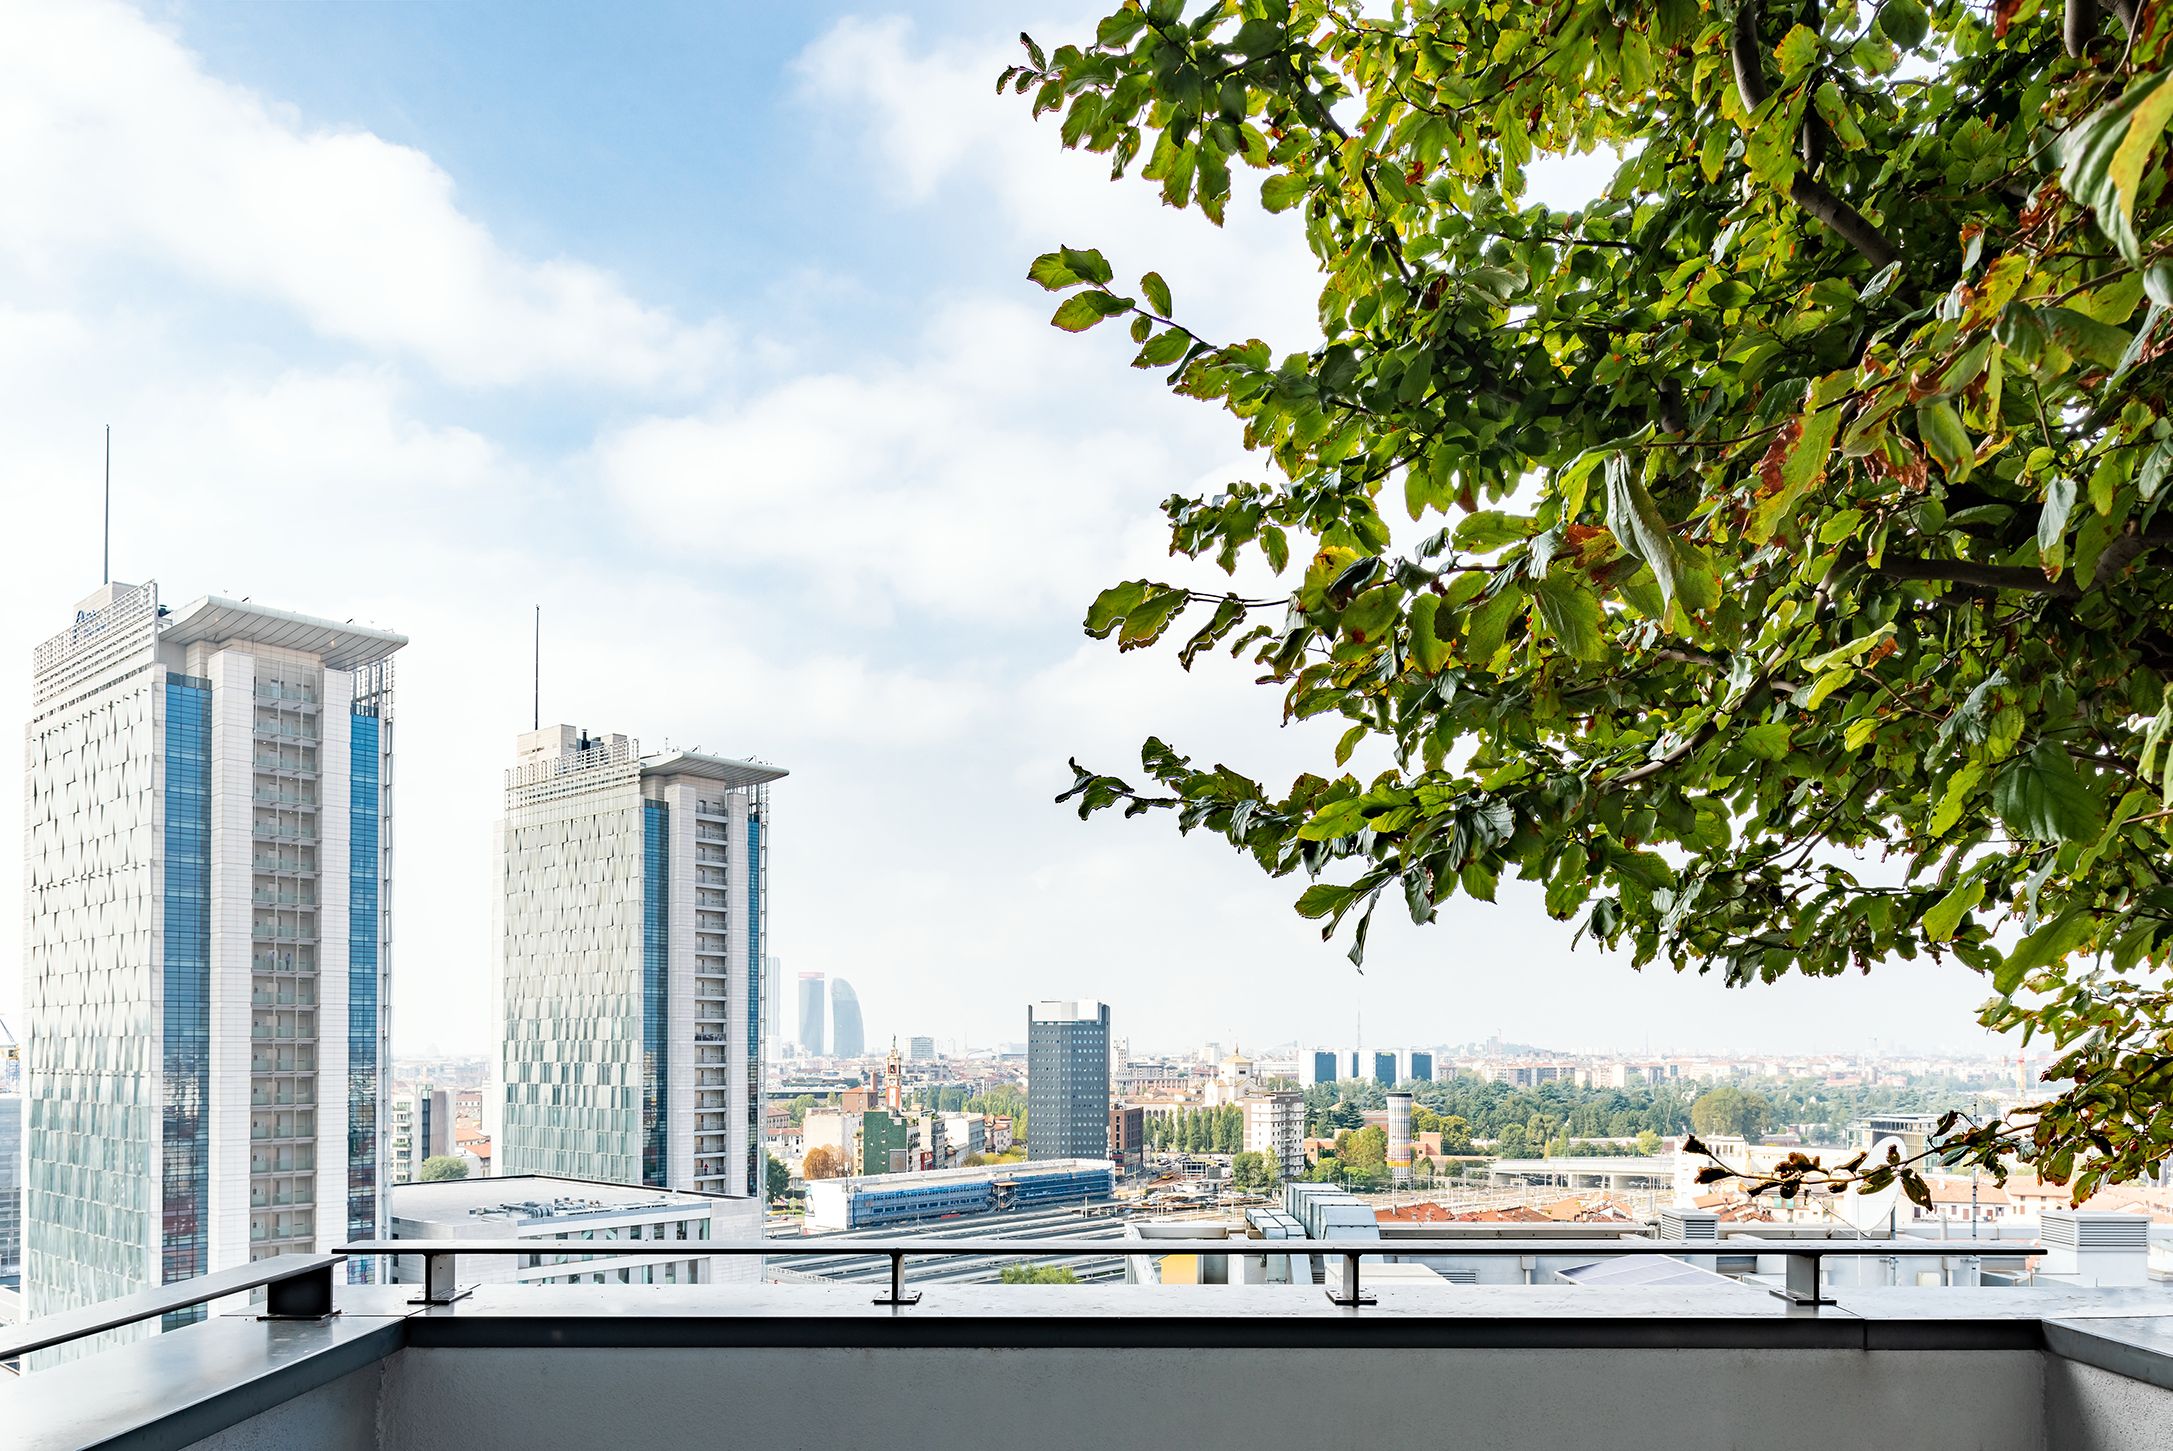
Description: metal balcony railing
333,1234,2038,1312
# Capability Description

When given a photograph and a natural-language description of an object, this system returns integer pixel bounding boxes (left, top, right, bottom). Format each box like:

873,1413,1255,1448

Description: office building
22,582,403,1316
1242,1092,1305,1179
1304,1049,1339,1088
496,724,779,1214
1026,1000,1110,1162
1,1092,18,1295
831,978,865,1059
798,972,826,1056
1371,1050,1398,1087
389,1174,753,1288
761,956,781,1067
1408,1050,1434,1082
391,1085,451,1185
908,1036,936,1062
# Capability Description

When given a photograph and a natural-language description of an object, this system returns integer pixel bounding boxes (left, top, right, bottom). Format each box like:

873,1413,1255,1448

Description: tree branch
2067,0,2098,57
1876,556,2081,597
1730,0,1899,269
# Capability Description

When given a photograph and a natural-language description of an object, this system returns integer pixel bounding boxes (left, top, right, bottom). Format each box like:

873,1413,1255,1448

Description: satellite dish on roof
1833,1136,1908,1234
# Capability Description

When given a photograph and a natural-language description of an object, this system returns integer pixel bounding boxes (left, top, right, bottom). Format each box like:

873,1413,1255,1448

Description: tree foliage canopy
1010,0,2173,1203
417,1155,469,1183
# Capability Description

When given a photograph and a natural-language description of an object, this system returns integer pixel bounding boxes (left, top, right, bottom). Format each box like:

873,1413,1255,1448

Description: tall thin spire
532,604,540,731
102,425,111,584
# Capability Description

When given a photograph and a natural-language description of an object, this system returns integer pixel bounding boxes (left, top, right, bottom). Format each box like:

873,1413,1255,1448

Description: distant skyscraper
908,1036,936,1062
2,1017,19,1292
1371,1050,1398,1087
762,956,782,1064
1305,1049,1340,1088
1026,1001,1110,1161
23,582,403,1315
496,724,780,1204
1408,1050,1434,1082
798,972,826,1056
831,979,865,1059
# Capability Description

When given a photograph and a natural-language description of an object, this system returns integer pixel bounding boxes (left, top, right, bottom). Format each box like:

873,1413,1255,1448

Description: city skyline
0,1,2004,1065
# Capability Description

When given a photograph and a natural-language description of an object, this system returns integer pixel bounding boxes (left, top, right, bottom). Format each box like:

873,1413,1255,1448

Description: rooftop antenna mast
102,425,111,584
532,605,540,731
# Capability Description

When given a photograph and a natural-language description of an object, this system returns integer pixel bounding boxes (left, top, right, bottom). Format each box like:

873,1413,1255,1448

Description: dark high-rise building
831,979,865,1059
1372,1050,1398,1087
1026,1000,1110,1161
1307,1049,1339,1087
798,972,826,1056
1408,1050,1434,1082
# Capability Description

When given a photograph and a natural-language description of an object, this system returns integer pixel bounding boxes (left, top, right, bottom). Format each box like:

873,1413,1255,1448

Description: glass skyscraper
23,582,404,1318
495,725,779,1217
797,971,825,1056
830,978,864,1059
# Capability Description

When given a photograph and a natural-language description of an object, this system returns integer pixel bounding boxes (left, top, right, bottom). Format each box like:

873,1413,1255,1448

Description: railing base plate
410,1288,476,1307
873,1293,922,1307
1325,1290,1376,1307
259,1308,342,1323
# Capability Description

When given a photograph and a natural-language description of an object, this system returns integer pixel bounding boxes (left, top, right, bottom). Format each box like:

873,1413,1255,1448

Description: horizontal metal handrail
340,1235,2041,1312
0,1253,343,1362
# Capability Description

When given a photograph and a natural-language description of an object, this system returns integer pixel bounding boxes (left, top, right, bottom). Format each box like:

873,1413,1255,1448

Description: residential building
1242,1092,1305,1178
798,972,825,1056
909,1036,936,1062
23,582,403,1315
1026,1001,1110,1162
388,1174,753,1288
391,1085,451,1185
832,978,865,1058
942,1112,986,1163
495,723,778,1223
1110,1104,1146,1174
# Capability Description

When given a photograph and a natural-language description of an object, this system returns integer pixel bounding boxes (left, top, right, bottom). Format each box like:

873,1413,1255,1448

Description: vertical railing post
1772,1251,1833,1307
262,1259,336,1320
1326,1250,1375,1307
410,1251,472,1307
873,1249,920,1307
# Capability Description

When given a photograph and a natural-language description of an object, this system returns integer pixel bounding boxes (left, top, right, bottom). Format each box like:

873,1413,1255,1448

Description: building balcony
14,1233,2173,1451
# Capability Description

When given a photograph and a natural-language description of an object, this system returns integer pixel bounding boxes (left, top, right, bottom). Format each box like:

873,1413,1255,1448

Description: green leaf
1454,510,1537,551
1604,454,1694,613
1028,251,1084,290
1140,270,1172,316
1460,587,1522,664
1995,910,2095,994
1774,24,1820,78
1051,290,1132,331
1750,375,1848,542
1260,172,1308,212
1410,594,1454,674
1531,572,1606,661
2038,475,2077,558
1922,877,1984,943
1992,744,2101,843
1740,722,1793,760
2058,68,2173,264
1916,400,1973,483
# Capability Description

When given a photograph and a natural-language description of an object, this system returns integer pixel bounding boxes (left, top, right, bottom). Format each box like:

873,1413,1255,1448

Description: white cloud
0,0,724,390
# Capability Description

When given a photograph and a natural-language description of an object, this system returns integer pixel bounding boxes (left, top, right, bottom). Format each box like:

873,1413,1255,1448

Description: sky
0,0,2006,1061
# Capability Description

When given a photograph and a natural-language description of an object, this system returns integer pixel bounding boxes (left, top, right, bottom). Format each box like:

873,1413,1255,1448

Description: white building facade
23,582,403,1315
1242,1091,1306,1178
496,725,778,1220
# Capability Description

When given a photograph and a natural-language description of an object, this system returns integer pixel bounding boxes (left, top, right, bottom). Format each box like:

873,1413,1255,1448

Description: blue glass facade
161,678,211,1317
348,713,381,1272
744,811,762,1196
642,801,669,1188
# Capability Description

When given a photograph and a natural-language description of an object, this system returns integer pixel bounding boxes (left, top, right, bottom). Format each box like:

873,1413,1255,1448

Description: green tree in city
1231,1148,1275,1191
1495,1124,1531,1159
418,1156,468,1183
1691,1085,1777,1140
1017,0,2173,1203
1001,1264,1081,1285
1636,1129,1665,1157
764,1151,790,1202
